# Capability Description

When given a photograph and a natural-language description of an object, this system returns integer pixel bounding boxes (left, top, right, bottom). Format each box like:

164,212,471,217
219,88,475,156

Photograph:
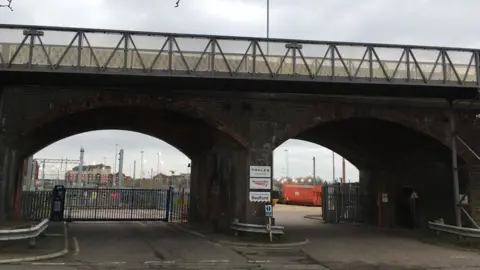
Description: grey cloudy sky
2,0,478,181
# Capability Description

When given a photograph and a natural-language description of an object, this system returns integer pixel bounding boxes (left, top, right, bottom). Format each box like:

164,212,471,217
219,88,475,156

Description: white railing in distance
0,219,49,247
428,220,480,238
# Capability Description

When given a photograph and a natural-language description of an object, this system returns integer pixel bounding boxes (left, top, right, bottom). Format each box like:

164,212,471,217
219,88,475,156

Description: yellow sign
272,199,279,206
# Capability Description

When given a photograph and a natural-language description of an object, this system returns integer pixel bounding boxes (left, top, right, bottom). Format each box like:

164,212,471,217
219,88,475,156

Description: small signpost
265,204,273,242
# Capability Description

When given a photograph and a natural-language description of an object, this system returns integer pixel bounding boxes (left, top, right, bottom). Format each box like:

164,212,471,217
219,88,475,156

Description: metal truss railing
429,219,480,238
0,24,479,87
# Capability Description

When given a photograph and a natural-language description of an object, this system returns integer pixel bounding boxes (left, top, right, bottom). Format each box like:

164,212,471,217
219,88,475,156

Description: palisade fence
322,183,362,223
20,188,190,223
26,179,189,191
21,190,51,221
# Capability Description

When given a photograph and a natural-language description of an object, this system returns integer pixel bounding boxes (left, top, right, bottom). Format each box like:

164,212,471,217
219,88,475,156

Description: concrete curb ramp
0,222,69,264
169,223,310,248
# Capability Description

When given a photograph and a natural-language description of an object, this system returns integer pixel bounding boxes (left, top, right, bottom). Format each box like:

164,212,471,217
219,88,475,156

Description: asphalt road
5,204,480,269
6,221,326,269
274,204,480,270
63,221,245,264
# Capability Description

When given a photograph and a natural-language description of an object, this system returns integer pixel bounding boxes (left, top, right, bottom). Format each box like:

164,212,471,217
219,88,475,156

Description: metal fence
322,183,361,223
21,190,51,221
21,187,189,223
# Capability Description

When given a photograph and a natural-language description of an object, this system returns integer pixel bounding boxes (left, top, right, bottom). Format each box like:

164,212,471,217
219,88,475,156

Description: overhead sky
2,0,478,181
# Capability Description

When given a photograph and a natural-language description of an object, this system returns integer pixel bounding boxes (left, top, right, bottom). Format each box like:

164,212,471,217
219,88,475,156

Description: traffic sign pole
268,216,272,242
265,204,273,242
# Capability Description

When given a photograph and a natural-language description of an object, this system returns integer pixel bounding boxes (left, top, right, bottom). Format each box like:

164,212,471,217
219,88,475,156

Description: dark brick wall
3,85,480,227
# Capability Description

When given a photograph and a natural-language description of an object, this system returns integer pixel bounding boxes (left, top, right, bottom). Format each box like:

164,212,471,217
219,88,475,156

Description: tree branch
0,0,13,11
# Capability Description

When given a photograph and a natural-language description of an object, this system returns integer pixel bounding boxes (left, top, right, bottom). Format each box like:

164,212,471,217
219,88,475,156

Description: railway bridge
1,24,480,232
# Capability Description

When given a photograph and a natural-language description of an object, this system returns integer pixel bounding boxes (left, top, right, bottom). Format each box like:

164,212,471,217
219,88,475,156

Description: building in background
136,173,191,189
65,164,112,185
22,156,39,189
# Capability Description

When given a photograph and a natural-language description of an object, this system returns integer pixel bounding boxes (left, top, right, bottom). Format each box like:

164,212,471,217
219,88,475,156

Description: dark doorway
395,186,416,229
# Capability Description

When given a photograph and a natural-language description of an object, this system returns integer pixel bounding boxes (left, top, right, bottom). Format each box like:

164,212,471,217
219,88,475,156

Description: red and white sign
249,178,271,190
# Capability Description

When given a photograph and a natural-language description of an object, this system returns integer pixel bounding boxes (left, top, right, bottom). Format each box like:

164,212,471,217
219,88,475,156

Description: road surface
4,204,480,269
5,220,324,269
274,204,480,269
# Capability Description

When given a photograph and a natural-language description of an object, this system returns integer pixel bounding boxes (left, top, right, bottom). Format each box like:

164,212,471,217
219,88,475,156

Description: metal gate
21,186,189,222
322,183,360,223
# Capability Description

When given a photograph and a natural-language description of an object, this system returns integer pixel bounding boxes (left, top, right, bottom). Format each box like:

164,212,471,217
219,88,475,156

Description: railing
231,222,284,235
21,190,51,221
0,219,49,247
428,220,480,238
0,24,479,87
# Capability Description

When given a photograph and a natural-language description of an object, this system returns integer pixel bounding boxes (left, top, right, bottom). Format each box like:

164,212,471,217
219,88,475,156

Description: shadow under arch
292,117,465,169
9,105,245,161
289,117,467,228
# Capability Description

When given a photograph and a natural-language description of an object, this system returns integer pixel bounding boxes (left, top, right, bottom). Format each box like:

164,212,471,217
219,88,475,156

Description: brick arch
282,102,468,163
16,91,247,148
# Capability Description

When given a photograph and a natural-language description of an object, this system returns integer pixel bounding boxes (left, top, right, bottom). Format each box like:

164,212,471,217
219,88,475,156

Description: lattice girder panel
84,32,128,70
0,24,479,87
215,39,253,75
129,35,169,72
443,50,477,84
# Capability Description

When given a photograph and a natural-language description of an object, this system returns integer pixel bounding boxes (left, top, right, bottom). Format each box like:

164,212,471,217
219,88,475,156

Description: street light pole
140,151,144,179
312,156,316,185
332,151,336,182
284,149,289,179
266,0,270,55
157,152,161,175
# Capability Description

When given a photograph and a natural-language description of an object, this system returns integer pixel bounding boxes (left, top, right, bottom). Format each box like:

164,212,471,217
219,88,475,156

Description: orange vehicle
281,184,322,206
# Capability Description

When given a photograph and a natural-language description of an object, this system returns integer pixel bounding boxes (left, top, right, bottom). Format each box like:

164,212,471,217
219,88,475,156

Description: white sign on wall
382,193,388,203
249,178,272,190
249,191,271,202
249,166,272,178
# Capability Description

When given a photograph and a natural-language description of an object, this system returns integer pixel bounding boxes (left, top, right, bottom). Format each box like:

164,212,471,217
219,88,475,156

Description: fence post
180,188,185,223
164,186,173,222
130,189,135,219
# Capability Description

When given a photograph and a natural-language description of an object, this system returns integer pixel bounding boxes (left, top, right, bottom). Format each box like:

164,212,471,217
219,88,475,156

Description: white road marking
30,262,66,266
451,255,470,259
72,236,80,256
144,260,176,264
199,259,230,263
249,260,272,263
135,221,147,227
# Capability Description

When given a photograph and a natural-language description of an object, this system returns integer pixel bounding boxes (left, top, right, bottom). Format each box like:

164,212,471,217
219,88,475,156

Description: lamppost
157,152,161,175
140,151,144,179
266,0,270,55
332,151,336,182
312,156,316,185
284,149,289,179
186,163,191,190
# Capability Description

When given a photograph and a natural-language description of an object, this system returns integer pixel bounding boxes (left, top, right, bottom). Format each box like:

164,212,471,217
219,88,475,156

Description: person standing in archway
408,189,418,230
